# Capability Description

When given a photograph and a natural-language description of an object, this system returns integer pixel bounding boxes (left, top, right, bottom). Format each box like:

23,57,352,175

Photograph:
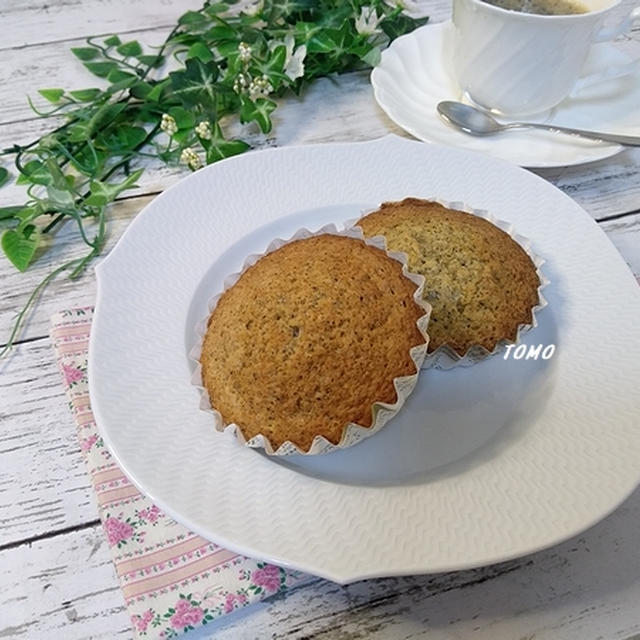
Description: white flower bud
195,121,212,140
180,147,202,170
248,75,274,100
238,42,252,64
160,113,178,136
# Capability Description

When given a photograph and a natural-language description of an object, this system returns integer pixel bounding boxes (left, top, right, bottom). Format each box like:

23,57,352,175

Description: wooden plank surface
601,212,640,275
2,487,640,640
0,337,99,547
0,0,202,50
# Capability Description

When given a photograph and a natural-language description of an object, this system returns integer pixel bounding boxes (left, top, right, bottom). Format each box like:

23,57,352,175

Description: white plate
90,135,640,583
371,22,640,168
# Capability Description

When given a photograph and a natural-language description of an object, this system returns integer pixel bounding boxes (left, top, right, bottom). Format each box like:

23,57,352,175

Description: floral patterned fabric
51,308,310,639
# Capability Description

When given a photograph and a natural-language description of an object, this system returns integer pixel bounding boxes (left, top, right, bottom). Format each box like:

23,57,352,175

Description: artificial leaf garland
0,0,428,355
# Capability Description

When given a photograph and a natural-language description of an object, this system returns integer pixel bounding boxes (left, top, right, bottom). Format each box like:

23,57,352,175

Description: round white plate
371,22,640,168
90,136,640,583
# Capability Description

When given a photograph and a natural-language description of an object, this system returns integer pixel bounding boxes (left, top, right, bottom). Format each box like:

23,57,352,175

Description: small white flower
195,121,212,140
355,6,383,36
180,147,202,170
283,33,306,81
248,75,274,100
233,72,250,94
238,42,252,64
160,113,178,136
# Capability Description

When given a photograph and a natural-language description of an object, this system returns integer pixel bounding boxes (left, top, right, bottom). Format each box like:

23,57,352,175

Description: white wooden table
1,1,640,638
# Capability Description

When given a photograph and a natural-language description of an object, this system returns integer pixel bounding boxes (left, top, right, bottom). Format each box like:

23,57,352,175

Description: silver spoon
437,101,640,146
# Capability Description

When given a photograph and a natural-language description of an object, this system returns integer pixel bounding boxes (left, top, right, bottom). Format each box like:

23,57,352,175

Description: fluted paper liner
348,198,549,370
189,224,431,456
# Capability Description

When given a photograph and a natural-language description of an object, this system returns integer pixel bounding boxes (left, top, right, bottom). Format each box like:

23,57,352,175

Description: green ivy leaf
107,69,138,84
66,122,92,143
16,205,42,224
178,10,209,26
117,40,143,57
361,46,381,67
169,58,220,108
84,168,144,207
91,102,128,131
0,167,9,187
168,106,195,130
46,186,76,211
108,78,140,93
323,24,355,58
204,1,229,14
69,88,102,102
306,30,336,53
103,35,122,47
239,96,276,133
44,158,71,190
38,88,65,103
204,24,236,41
70,145,106,174
293,21,322,42
136,54,165,68
71,46,100,61
260,44,286,75
2,225,40,272
100,125,147,151
129,81,153,100
216,40,242,57
83,61,118,78
16,160,53,186
146,79,170,102
0,205,23,220
381,14,429,40
170,129,192,145
187,41,214,62
205,123,250,163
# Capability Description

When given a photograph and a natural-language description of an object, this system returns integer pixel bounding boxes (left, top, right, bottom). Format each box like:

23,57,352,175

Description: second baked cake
199,233,427,452
357,198,540,356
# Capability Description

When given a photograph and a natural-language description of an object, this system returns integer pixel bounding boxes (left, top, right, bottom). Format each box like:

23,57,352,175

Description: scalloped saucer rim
371,21,640,168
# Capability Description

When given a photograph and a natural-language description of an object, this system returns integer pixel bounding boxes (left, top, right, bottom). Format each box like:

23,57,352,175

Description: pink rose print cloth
51,308,310,639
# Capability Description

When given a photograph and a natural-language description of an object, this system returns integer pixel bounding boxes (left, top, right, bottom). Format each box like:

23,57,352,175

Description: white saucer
371,22,640,168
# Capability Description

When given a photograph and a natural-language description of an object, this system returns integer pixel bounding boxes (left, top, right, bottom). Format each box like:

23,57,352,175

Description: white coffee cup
452,0,640,116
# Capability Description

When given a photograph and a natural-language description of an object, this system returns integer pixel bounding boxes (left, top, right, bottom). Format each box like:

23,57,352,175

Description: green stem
87,37,143,74
42,213,65,233
69,246,98,279
0,258,82,357
1,117,81,158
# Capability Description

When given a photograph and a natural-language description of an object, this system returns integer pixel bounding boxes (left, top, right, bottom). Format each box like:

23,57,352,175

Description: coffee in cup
482,0,588,15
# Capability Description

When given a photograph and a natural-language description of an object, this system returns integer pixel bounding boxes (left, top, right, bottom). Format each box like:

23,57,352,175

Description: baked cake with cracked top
357,198,540,356
199,233,426,452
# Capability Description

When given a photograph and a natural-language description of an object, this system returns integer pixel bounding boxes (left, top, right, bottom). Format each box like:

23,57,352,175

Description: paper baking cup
189,224,431,456
348,198,549,371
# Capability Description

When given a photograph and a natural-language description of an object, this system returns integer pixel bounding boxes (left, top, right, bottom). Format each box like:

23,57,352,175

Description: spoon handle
517,122,640,147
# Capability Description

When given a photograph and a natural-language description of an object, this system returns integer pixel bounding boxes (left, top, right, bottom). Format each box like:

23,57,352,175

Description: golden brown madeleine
357,198,540,355
200,234,425,452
